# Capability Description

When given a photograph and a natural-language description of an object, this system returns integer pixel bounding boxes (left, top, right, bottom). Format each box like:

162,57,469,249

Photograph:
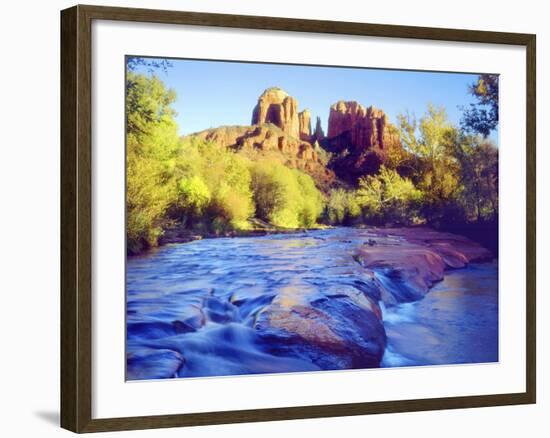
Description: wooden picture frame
61,4,536,433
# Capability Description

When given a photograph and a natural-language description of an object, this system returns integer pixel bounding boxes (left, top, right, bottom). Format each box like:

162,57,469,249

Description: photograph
0,0,542,434
125,57,500,381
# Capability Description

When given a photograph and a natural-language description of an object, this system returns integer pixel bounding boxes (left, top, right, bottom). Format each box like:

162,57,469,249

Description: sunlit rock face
298,109,312,141
254,287,387,370
252,87,300,139
327,101,400,150
326,101,403,183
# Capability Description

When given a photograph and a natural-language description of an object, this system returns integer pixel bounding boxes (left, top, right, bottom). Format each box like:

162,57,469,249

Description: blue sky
131,57,495,142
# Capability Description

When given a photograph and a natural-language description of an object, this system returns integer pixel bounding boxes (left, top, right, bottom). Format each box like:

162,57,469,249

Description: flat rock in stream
355,227,493,304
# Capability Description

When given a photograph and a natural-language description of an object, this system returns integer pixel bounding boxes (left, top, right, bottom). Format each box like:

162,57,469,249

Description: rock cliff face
298,109,311,141
325,101,403,182
327,101,401,152
251,87,300,139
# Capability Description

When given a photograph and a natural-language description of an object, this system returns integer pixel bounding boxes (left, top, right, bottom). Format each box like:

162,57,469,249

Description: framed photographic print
60,4,536,433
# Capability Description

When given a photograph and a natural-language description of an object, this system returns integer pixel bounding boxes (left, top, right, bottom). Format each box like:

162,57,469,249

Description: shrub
295,171,325,227
174,139,254,232
325,189,361,225
357,166,422,224
251,161,324,228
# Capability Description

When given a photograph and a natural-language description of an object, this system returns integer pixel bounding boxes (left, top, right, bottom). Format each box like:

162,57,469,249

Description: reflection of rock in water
126,227,497,380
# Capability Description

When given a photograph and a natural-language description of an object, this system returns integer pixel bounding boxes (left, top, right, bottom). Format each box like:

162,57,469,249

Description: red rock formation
325,101,403,182
192,125,251,148
313,116,325,142
298,109,311,141
327,101,400,152
251,87,300,138
355,227,493,302
188,91,407,188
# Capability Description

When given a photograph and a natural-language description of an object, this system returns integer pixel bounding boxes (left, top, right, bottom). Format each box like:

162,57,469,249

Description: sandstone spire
298,109,312,141
313,116,325,142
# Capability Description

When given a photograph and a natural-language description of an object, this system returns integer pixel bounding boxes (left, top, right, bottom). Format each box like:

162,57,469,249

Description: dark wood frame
61,4,536,433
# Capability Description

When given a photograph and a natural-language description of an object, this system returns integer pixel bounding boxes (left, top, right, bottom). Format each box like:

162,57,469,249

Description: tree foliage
251,161,324,228
356,166,422,224
173,138,255,233
127,57,173,74
324,189,361,225
126,72,180,254
397,105,461,215
453,135,499,221
460,74,499,137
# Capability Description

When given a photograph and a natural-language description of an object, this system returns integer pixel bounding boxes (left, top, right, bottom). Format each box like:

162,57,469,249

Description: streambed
126,227,498,380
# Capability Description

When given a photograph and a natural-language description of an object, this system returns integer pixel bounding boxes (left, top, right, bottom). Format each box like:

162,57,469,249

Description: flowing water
380,262,499,367
126,227,498,379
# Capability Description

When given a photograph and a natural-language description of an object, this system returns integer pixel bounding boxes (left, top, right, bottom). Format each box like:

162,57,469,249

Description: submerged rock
126,348,184,380
254,290,386,370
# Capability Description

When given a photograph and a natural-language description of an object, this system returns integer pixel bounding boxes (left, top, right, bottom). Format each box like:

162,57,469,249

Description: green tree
127,57,172,74
356,166,422,224
461,74,499,137
174,139,255,232
251,161,324,228
453,135,498,220
177,175,211,219
397,105,461,206
126,72,180,254
325,189,361,225
295,171,325,227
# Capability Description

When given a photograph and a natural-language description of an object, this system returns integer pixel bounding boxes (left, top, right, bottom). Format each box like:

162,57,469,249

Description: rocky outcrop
187,90,407,187
236,125,318,161
354,227,493,304
298,109,311,141
186,88,339,190
190,125,251,148
326,101,403,183
327,101,400,151
188,124,335,189
252,87,300,139
313,116,325,142
254,285,387,370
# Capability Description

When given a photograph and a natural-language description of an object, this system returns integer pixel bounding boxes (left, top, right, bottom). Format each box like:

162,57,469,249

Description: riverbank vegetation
126,69,498,255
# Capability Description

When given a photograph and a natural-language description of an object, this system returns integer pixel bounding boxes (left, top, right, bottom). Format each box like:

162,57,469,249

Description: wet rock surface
126,227,496,380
